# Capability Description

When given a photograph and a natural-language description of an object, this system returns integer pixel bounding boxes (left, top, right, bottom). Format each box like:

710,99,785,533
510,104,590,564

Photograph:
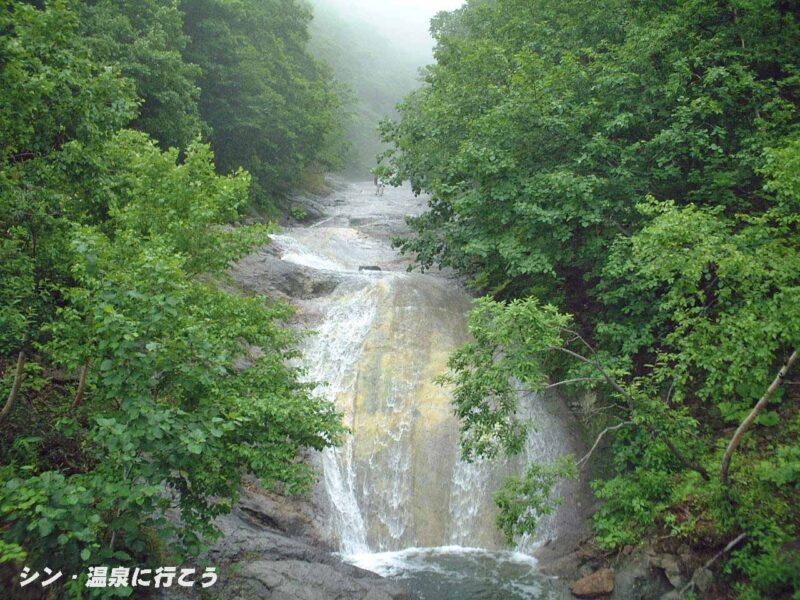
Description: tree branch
679,533,747,596
577,421,632,468
663,436,710,481
560,327,598,358
554,346,710,480
557,347,633,402
720,349,798,486
71,362,90,410
543,377,601,390
0,350,27,423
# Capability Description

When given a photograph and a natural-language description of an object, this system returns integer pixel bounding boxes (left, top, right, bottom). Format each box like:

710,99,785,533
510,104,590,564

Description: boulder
206,559,410,600
536,549,584,579
231,249,342,300
650,553,685,588
610,548,673,600
693,567,713,594
570,568,615,598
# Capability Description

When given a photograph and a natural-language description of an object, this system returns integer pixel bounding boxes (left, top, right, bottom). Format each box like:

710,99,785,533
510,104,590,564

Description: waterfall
278,181,579,565
302,285,380,553
446,391,574,552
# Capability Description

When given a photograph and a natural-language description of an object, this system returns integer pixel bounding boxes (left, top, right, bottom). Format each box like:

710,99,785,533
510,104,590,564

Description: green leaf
38,519,54,537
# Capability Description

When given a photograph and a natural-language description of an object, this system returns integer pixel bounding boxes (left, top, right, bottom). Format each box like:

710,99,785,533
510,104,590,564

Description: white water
274,181,577,598
303,285,380,554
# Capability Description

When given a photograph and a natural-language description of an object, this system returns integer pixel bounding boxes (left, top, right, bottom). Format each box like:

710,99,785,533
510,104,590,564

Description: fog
312,0,466,62
308,0,465,175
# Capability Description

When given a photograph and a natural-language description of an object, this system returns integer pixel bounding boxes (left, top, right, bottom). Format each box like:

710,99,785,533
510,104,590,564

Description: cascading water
304,285,380,554
274,181,577,599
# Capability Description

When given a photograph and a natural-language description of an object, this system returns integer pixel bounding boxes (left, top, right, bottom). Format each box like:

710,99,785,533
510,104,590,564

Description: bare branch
554,346,711,480
543,377,601,390
577,421,632,468
581,403,624,421
559,327,597,357
721,349,798,486
665,376,678,404
510,378,602,396
557,347,633,402
663,436,710,481
679,533,747,596
609,218,631,237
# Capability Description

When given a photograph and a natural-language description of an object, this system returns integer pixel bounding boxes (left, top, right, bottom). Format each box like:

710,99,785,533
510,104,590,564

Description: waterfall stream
273,181,576,599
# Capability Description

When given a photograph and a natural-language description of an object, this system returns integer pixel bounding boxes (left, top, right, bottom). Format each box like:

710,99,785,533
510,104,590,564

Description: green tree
79,0,205,150
0,3,344,596
182,0,346,210
384,0,800,595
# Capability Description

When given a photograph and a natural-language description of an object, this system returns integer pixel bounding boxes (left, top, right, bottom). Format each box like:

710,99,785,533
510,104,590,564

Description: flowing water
272,181,576,599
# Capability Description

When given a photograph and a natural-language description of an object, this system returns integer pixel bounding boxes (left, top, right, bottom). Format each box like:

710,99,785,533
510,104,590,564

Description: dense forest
382,0,800,597
0,0,345,595
3,0,799,598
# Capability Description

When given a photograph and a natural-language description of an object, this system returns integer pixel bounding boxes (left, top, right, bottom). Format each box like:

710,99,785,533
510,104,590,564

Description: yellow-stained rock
570,568,615,598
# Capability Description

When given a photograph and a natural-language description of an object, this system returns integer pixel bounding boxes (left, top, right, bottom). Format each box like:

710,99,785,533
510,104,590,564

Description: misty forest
1,1,799,599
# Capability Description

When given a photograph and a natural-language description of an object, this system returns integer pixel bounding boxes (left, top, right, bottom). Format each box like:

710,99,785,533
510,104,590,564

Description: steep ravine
166,179,591,599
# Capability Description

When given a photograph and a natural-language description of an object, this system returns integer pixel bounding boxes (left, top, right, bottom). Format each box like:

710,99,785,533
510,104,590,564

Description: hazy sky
313,0,466,59
387,0,465,10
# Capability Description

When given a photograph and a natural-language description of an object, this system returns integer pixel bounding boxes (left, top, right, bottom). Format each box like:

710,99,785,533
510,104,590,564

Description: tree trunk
0,350,27,423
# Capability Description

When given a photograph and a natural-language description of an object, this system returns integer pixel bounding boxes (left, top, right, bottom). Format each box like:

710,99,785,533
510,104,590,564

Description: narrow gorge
228,180,589,599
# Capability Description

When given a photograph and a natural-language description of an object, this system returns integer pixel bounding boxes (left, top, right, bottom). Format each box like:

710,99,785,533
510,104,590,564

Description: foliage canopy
383,0,800,596
0,0,345,596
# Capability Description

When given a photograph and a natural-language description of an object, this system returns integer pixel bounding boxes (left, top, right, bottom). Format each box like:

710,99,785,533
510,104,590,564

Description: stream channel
269,180,577,599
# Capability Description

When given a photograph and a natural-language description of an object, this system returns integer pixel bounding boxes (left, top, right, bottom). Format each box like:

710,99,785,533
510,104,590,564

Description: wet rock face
159,485,412,600
221,560,412,600
213,178,591,597
335,274,482,550
232,248,343,300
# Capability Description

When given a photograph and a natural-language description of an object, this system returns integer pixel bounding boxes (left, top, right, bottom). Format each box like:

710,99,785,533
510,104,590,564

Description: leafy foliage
442,297,570,460
182,0,346,210
79,0,205,150
495,458,576,545
384,0,800,595
0,1,345,596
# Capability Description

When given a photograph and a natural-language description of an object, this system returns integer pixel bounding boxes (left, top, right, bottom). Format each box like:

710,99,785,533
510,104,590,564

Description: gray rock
216,560,410,600
677,544,693,569
284,194,328,224
693,566,713,593
578,564,595,578
570,568,615,597
231,249,342,299
610,548,673,600
650,553,685,588
159,485,412,600
536,549,584,578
